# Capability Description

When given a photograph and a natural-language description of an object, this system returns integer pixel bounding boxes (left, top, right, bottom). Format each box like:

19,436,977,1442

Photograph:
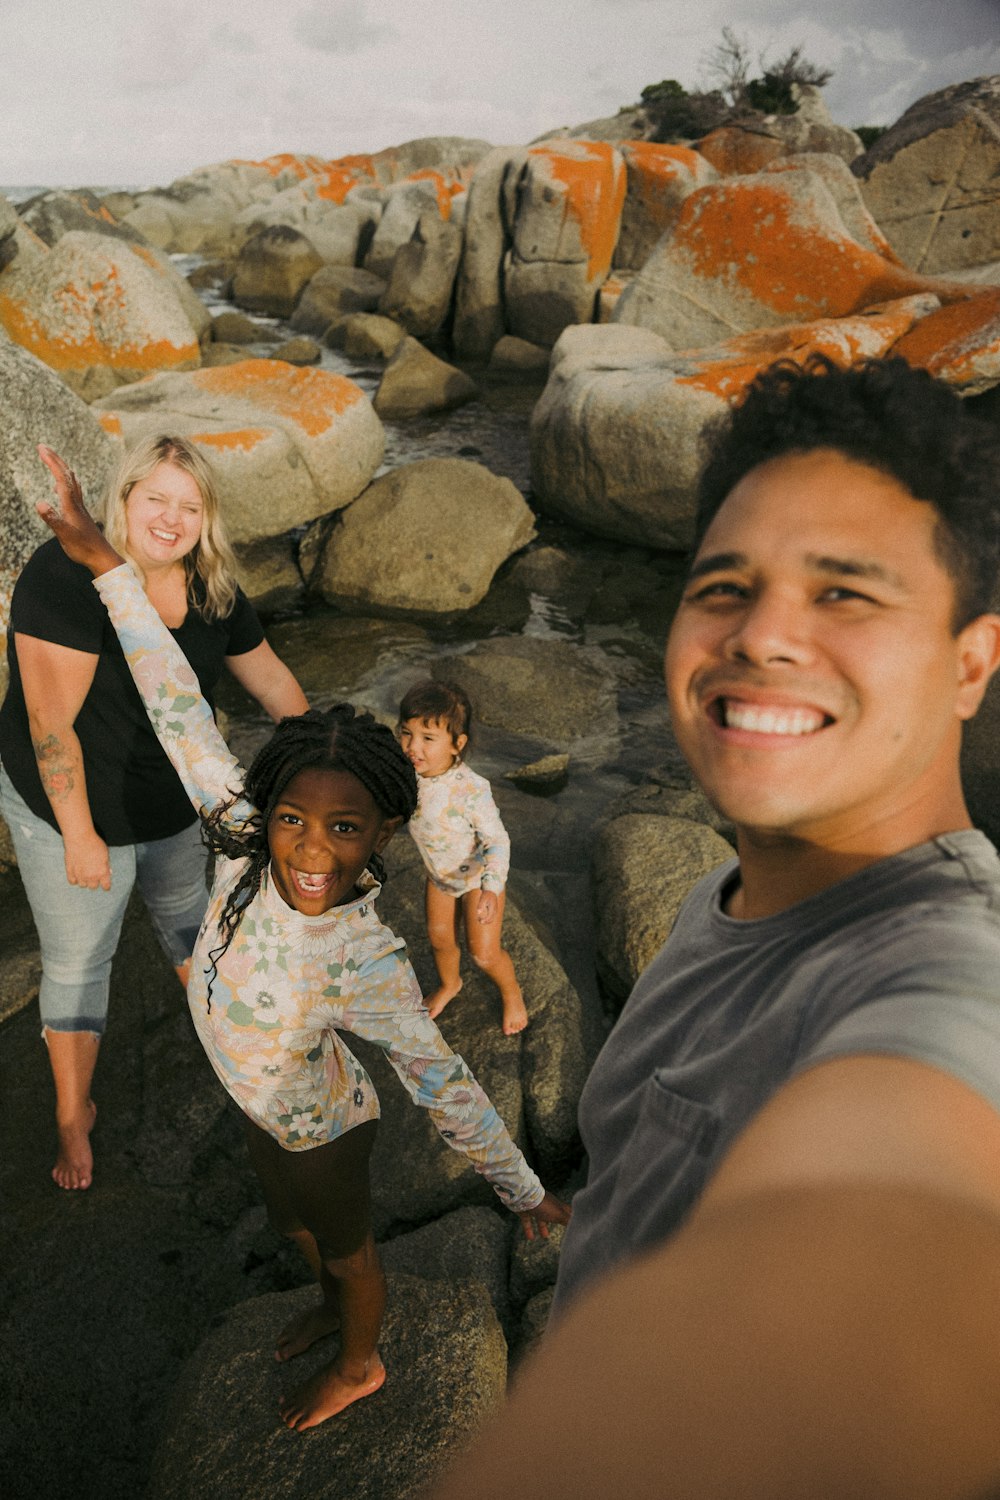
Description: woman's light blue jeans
0,766,209,1036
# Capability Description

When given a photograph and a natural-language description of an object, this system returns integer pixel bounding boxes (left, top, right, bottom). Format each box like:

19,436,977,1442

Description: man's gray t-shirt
554,831,1000,1314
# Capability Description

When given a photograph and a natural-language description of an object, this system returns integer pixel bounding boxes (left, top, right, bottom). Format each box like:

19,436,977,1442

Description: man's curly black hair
694,356,1000,630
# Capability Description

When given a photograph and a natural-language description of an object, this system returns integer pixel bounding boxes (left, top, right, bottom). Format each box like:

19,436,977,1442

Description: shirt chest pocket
610,1073,721,1250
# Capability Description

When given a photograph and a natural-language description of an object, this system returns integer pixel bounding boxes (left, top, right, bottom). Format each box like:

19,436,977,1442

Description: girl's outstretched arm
36,445,251,826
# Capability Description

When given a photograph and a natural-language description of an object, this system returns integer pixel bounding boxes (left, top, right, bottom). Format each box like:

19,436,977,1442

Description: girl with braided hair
35,446,571,1431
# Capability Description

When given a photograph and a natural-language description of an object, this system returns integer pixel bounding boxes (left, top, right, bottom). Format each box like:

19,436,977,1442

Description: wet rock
853,76,1000,274
233,536,304,614
232,224,325,318
0,336,118,694
201,341,254,367
290,265,387,334
504,753,570,793
146,1274,506,1500
510,1285,554,1367
314,457,534,616
373,336,479,418
453,148,528,361
611,164,966,349
614,141,717,269
486,335,550,381
331,311,406,360
94,361,384,544
211,309,264,343
593,814,734,1001
505,141,626,347
0,230,202,401
269,335,322,365
434,635,616,747
380,1205,511,1330
379,211,464,338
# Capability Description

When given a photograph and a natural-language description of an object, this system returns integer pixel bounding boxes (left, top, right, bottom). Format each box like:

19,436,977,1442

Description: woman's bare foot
279,1352,386,1431
52,1099,97,1190
275,1300,341,1362
427,980,462,1020
502,987,529,1036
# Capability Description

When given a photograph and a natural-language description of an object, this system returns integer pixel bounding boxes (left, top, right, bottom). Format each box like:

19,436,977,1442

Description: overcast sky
5,0,1000,188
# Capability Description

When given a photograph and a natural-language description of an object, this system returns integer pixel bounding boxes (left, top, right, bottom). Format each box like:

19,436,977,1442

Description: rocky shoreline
2,71,1000,1500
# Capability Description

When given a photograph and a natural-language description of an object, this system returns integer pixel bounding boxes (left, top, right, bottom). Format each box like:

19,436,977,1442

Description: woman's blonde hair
102,434,239,621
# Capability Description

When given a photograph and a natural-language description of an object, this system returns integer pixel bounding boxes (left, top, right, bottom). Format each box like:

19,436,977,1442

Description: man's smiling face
665,448,995,853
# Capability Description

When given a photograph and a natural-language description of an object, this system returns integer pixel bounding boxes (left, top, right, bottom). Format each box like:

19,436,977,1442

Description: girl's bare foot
502,987,529,1036
279,1352,386,1431
275,1300,341,1362
427,980,462,1020
52,1100,97,1190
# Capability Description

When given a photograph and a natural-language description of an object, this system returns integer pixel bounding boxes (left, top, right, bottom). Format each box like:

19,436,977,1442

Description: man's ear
454,733,468,758
375,815,404,851
956,614,1000,720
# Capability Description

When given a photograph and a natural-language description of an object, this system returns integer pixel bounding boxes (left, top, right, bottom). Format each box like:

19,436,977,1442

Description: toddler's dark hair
202,704,418,994
398,679,473,750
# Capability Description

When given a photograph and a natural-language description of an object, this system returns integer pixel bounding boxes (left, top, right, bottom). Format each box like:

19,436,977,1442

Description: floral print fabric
408,763,510,895
92,566,544,1209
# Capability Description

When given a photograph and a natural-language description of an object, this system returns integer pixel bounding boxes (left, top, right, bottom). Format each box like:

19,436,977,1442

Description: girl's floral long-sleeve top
92,566,544,1210
408,763,511,895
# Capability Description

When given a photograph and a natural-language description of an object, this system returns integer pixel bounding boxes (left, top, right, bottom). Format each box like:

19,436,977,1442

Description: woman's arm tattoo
32,733,77,802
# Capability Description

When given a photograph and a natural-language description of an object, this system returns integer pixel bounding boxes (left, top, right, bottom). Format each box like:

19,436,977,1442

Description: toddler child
398,680,528,1035
37,447,570,1433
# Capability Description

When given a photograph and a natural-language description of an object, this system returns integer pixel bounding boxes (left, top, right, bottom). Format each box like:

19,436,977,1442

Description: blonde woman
0,435,308,1191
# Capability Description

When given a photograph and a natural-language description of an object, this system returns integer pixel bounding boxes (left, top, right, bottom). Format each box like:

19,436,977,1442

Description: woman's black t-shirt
0,539,264,845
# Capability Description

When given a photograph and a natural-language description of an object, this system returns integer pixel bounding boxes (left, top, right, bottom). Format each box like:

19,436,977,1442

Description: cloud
212,21,259,54
291,0,394,55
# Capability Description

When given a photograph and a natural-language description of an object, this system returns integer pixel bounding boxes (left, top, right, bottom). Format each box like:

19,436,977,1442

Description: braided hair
202,704,418,995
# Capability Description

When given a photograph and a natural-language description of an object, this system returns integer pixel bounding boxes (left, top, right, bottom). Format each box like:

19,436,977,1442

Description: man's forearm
427,1184,1000,1500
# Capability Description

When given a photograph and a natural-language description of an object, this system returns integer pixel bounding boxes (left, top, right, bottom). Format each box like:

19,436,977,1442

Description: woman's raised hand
36,445,123,576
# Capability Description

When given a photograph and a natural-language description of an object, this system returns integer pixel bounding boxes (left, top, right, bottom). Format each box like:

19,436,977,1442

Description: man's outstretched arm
425,1056,1000,1500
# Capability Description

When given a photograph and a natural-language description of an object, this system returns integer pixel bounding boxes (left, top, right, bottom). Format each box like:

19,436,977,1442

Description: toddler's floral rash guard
92,566,544,1210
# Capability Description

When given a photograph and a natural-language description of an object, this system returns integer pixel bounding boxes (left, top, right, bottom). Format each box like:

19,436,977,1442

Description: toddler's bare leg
45,1028,99,1190
464,891,528,1035
425,880,463,1017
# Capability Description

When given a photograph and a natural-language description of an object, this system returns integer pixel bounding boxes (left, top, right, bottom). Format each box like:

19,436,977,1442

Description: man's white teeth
723,702,824,736
296,871,330,890
151,528,178,542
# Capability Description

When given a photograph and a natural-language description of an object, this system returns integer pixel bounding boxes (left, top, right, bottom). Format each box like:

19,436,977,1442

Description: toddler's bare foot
275,1300,340,1362
502,987,529,1036
279,1352,386,1431
52,1100,97,1190
427,980,462,1020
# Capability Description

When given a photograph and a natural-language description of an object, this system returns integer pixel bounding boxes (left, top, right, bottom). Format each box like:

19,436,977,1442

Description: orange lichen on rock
403,169,466,220
676,298,936,401
0,291,199,375
190,361,365,436
188,426,271,453
619,141,711,234
97,413,123,438
697,128,787,176
892,289,1000,388
676,179,970,321
526,141,626,280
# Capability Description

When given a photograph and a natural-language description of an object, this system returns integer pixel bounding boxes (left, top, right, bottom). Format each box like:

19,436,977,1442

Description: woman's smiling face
124,461,204,572
266,767,400,916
